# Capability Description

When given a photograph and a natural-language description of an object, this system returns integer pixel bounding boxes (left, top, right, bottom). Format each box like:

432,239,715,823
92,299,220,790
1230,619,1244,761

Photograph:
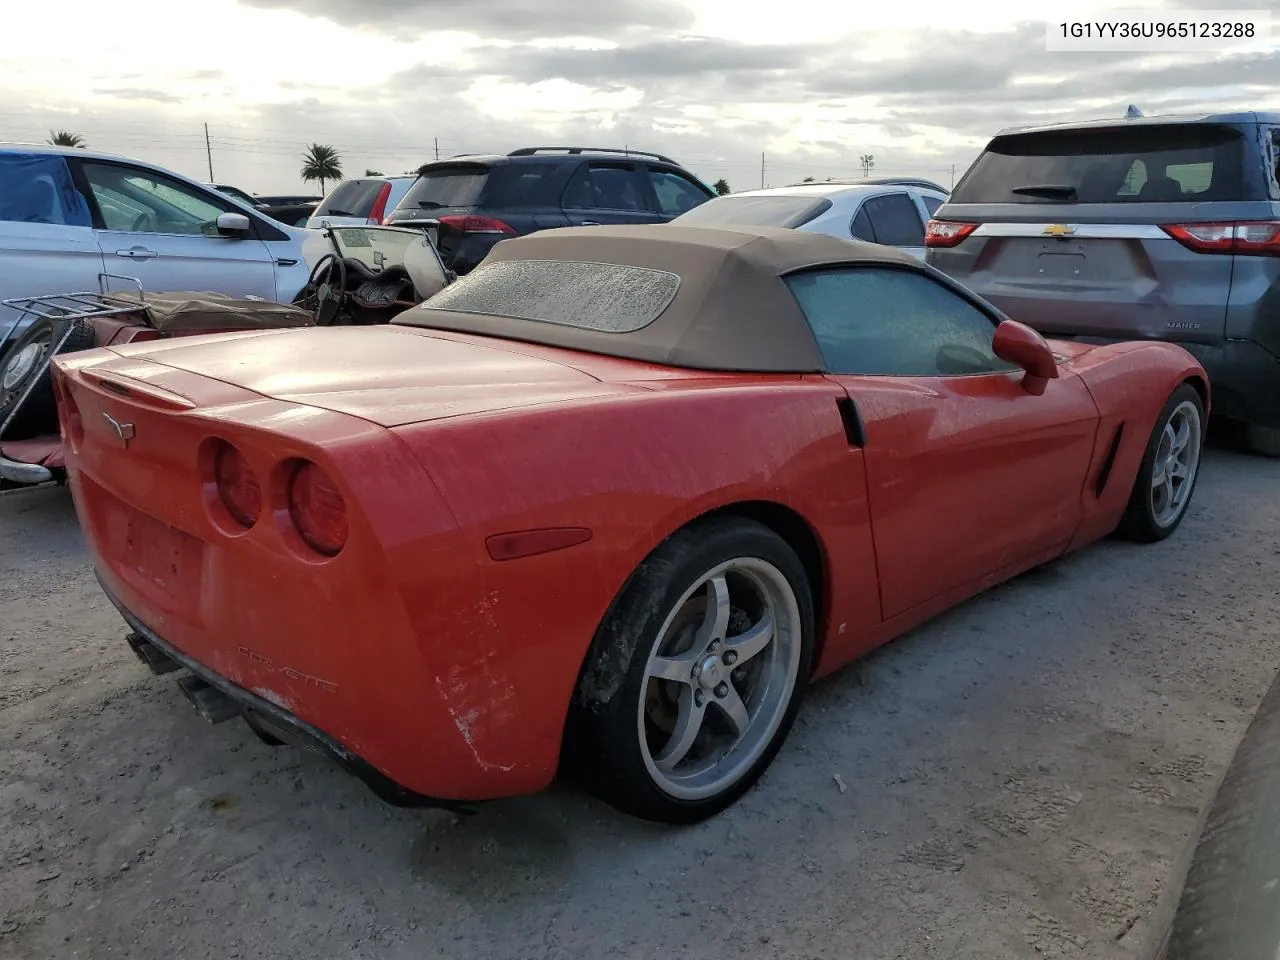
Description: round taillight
213,442,261,528
287,460,347,556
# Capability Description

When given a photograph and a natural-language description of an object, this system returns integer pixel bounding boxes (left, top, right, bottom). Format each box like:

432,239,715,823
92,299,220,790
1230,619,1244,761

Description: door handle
114,247,158,260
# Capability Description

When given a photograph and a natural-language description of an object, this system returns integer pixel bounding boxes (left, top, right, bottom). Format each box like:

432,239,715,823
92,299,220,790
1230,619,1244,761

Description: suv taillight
925,219,979,248
366,182,394,225
287,460,348,557
213,441,261,529
1161,220,1280,257
437,214,516,236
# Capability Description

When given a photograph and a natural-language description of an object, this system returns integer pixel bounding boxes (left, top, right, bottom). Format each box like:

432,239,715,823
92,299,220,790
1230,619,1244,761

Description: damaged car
54,224,1208,823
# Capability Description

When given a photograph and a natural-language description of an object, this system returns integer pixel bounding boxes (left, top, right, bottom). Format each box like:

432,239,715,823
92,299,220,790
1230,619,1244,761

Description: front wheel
1116,383,1205,543
567,517,814,824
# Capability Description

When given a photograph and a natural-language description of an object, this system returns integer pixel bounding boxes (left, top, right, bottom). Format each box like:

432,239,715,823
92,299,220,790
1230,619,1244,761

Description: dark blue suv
385,147,715,275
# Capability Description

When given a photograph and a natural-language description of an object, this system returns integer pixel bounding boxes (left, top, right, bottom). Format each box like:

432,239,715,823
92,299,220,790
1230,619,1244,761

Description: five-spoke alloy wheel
1118,383,1205,542
569,517,814,824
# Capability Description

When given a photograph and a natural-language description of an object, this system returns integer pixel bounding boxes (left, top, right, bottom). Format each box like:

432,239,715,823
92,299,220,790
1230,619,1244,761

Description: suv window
1266,126,1280,200
921,195,944,217
951,124,1247,204
81,163,230,235
400,166,489,210
417,259,679,332
314,179,386,217
646,167,710,216
0,154,92,227
851,205,876,242
858,194,925,246
563,163,646,212
785,267,1015,377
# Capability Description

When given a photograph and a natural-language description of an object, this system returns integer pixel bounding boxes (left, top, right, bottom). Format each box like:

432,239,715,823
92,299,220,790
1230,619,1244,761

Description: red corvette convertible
52,224,1208,823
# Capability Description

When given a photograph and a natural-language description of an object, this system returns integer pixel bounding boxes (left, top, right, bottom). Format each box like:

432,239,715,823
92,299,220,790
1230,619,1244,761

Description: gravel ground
2,448,1279,960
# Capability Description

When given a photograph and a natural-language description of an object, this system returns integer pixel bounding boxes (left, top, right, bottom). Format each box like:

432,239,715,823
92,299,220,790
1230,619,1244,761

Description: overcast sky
5,0,1278,194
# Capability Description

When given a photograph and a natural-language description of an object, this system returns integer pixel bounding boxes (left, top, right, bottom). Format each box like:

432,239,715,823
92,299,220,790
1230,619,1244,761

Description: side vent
835,396,866,447
1095,422,1125,497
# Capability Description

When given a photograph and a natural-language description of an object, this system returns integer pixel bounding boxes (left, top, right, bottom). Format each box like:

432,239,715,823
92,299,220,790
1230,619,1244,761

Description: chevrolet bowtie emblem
1043,224,1075,237
102,412,135,449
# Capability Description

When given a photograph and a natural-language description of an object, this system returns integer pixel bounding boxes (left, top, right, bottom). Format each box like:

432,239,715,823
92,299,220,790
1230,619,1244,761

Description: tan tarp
117,293,315,333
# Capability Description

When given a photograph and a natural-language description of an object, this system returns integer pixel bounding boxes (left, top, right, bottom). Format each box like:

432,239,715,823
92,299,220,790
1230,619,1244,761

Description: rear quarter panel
391,378,882,778
1061,340,1209,549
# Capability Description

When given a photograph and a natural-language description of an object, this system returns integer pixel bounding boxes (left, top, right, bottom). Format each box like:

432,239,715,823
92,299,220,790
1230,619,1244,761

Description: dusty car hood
102,326,644,427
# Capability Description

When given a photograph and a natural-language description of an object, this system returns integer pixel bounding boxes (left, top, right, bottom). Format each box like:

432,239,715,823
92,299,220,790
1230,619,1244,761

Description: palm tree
48,130,86,148
300,144,343,194
364,169,383,177
713,178,730,196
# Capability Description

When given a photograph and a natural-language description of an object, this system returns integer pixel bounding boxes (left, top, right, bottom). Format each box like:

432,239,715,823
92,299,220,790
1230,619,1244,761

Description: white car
670,178,949,260
0,143,310,341
305,176,417,229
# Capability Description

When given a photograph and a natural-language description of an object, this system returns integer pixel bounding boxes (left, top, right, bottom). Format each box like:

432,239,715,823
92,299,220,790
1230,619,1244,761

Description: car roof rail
785,176,950,192
507,146,677,164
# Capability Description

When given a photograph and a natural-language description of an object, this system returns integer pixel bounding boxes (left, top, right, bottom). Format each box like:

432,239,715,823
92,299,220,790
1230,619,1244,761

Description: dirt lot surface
2,449,1279,960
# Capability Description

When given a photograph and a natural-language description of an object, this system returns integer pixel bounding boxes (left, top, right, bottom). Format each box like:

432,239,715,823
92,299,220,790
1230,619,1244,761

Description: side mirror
215,212,251,237
992,319,1058,396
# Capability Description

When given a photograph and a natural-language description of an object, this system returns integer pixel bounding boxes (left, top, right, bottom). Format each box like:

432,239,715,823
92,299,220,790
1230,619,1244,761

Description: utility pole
760,152,765,190
204,123,214,181
434,137,440,161
950,163,956,188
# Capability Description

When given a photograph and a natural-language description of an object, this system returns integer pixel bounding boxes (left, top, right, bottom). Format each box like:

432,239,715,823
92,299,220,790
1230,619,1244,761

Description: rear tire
567,517,814,824
1115,383,1205,543
0,318,95,440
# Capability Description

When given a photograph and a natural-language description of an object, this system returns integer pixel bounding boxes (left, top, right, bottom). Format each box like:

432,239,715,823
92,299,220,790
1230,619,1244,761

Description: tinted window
786,267,1015,377
951,124,1247,204
647,168,711,216
850,205,876,242
400,166,488,210
563,164,645,211
861,193,924,246
1266,126,1280,200
0,154,92,227
480,164,559,207
314,180,384,217
922,195,943,216
673,194,832,228
417,259,678,333
81,163,230,235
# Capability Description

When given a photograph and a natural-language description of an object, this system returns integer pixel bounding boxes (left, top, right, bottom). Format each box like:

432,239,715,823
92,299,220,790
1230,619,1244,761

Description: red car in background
52,224,1208,824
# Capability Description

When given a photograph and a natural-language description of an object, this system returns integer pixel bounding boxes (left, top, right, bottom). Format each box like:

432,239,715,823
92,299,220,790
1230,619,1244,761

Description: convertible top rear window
417,258,680,333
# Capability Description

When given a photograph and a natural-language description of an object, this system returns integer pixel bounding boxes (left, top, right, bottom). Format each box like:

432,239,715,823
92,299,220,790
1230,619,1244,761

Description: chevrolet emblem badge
1043,224,1075,237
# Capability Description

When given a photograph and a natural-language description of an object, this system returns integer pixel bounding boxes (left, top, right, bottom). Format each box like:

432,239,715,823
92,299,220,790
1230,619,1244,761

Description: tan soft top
399,224,921,372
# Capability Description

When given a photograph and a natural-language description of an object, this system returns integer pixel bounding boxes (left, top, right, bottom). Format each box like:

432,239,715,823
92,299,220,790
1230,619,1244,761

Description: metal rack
0,274,147,442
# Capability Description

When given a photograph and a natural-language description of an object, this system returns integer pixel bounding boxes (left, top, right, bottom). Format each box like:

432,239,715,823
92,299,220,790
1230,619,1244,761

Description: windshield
951,124,1247,204
671,194,833,228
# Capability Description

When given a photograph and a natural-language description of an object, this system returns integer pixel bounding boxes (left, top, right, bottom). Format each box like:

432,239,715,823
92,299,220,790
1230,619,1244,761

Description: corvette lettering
237,645,337,693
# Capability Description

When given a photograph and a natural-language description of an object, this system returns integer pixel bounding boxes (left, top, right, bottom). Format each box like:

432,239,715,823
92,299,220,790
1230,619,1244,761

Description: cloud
90,86,184,104
238,0,695,39
7,1,1279,195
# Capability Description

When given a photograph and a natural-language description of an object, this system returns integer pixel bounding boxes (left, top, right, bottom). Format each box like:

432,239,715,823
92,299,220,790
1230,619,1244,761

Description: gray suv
926,111,1280,450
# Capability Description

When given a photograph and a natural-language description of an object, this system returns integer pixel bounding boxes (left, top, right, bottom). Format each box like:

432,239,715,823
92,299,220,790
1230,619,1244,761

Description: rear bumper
1179,339,1280,428
99,573,463,810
